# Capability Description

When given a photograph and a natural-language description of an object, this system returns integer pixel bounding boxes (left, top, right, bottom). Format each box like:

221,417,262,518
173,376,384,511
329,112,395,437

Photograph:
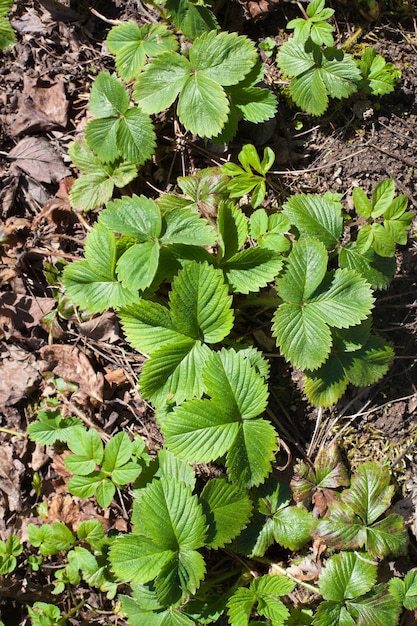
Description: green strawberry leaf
283,192,343,249
107,22,178,81
62,224,137,312
190,31,257,86
200,478,252,549
133,53,191,113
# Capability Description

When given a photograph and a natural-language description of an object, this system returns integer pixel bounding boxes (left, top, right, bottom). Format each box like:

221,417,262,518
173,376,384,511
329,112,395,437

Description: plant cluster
22,416,415,625
3,1,413,624
67,0,400,211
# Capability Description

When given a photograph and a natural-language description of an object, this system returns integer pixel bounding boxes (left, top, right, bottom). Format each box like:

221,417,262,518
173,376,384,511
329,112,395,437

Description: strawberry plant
18,1,412,624
64,427,149,508
0,534,22,574
132,30,276,139
276,0,399,115
222,144,275,208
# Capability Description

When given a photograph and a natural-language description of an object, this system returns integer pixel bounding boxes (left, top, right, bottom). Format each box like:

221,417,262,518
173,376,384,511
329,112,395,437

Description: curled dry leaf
39,344,104,404
8,137,71,184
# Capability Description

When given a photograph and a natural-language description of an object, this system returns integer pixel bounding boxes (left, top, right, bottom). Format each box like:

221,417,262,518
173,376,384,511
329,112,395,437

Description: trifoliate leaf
133,53,191,113
68,141,137,211
277,42,360,116
316,462,408,558
283,193,343,249
223,248,283,294
89,71,129,118
291,442,349,502
273,239,374,370
178,74,229,138
389,570,417,610
165,0,219,39
176,166,230,216
359,47,400,96
100,195,162,240
62,225,137,312
163,349,275,487
200,478,252,548
251,576,294,623
319,552,377,602
111,478,207,604
107,22,178,81
190,31,257,86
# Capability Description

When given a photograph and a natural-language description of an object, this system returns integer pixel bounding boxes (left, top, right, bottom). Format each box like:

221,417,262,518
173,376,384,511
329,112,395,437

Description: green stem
0,427,26,438
270,563,321,595
62,599,85,620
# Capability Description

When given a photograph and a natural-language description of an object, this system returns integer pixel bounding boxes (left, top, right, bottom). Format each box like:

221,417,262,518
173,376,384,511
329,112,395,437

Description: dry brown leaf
285,556,320,582
11,10,50,34
46,493,110,531
78,312,120,343
312,488,338,517
9,76,68,136
39,344,104,404
0,293,56,339
38,0,81,22
8,137,71,184
0,444,25,511
104,368,129,387
0,345,41,406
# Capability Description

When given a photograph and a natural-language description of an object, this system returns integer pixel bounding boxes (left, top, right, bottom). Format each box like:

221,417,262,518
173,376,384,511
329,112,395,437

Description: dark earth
1,0,417,623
